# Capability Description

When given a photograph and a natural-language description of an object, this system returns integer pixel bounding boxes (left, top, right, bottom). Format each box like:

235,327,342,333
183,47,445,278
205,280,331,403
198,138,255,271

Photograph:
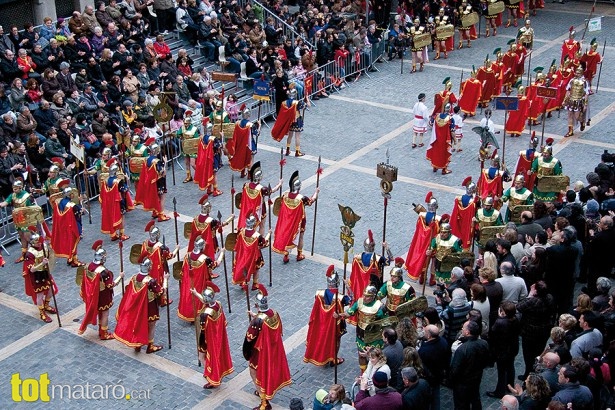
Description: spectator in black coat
382,328,404,391
418,324,449,410
487,301,521,399
400,367,431,410
545,227,579,315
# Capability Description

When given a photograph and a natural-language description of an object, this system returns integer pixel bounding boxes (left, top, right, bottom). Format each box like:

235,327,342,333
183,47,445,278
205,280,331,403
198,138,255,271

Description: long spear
83,161,92,224
310,156,322,256
44,242,61,327
231,175,235,263
581,0,598,42
163,235,172,349
267,183,273,287
118,239,125,296
173,197,180,262
595,39,606,93
217,211,232,313
244,268,251,324
279,148,285,197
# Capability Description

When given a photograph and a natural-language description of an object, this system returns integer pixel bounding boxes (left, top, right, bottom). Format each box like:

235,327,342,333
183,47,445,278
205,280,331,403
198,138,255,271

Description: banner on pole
493,96,519,111
588,17,602,32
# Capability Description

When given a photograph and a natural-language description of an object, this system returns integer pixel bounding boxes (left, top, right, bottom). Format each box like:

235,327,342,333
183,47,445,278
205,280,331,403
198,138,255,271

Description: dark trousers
494,357,516,395
156,8,175,32
521,335,548,377
453,382,482,410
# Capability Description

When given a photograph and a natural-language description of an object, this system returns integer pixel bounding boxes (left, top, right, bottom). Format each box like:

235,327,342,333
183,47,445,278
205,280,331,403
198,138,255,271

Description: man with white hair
501,395,519,410
439,288,472,346
496,261,527,304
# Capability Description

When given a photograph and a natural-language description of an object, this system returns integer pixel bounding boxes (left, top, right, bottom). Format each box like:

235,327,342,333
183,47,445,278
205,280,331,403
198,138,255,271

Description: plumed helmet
102,147,112,157
199,194,211,215
202,281,219,305
245,214,257,230
326,264,339,289
442,76,452,91
462,176,475,195
215,100,223,109
490,149,500,167
569,26,575,38
240,103,250,119
289,170,301,192
132,135,141,144
193,235,206,253
591,39,598,51
145,220,160,242
249,161,262,183
109,163,119,176
255,284,268,312
92,239,106,264
390,266,404,279
363,229,375,253
529,131,538,148
363,285,377,297
425,191,438,212
543,137,554,155
149,142,160,155
139,257,152,274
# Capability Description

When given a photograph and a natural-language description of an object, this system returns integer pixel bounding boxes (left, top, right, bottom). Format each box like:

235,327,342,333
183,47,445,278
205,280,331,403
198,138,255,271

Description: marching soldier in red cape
427,102,454,175
348,230,392,323
237,162,282,236
228,104,259,178
187,194,233,257
514,39,529,82
114,257,168,353
458,67,482,117
582,38,602,92
527,67,546,126
22,230,58,323
272,170,319,264
194,120,222,195
0,180,37,262
271,85,306,157
304,265,351,367
431,77,457,121
477,55,497,108
513,132,540,189
377,265,416,316
50,179,84,267
191,282,234,389
561,26,581,65
232,214,270,291
450,177,478,251
243,284,292,410
177,111,200,183
477,149,510,201
504,0,522,28
135,138,170,221
545,60,563,116
100,159,133,241
78,240,124,339
405,192,441,286
505,81,530,137
140,220,178,304
492,48,506,95
502,40,520,94
178,235,224,322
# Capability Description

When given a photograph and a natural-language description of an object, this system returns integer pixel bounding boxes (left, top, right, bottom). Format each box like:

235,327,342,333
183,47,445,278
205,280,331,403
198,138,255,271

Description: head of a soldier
363,285,377,303
440,223,451,240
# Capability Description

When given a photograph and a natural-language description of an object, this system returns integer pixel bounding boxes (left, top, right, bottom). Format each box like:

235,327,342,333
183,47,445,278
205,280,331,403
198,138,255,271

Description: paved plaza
0,3,614,409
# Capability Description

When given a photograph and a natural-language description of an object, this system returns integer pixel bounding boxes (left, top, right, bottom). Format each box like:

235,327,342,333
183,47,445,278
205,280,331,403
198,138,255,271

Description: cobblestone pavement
1,3,614,409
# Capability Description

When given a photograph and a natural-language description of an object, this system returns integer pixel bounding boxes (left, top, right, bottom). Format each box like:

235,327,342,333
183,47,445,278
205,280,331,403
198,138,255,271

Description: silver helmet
49,165,60,175
29,231,41,246
242,106,251,120
289,170,301,193
255,284,268,312
326,265,339,289
92,239,107,264
246,214,257,230
13,180,23,190
102,147,112,157
193,236,205,253
63,187,73,198
363,285,378,297
203,283,218,306
462,177,475,196
483,196,494,207
149,142,160,156
440,222,452,234
426,192,438,213
491,154,501,168
109,163,119,177
139,257,152,274
199,194,211,215
514,175,525,186
363,229,375,253
146,221,160,242
249,161,262,183
287,87,297,100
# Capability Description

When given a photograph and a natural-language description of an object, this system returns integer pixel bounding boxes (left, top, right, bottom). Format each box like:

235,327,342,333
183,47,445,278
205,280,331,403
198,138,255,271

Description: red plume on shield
198,194,209,205
425,191,433,203
326,264,335,277
367,229,374,244
441,213,451,223
546,138,554,145
92,239,104,251
205,281,220,293
145,220,155,232
462,176,472,187
255,283,268,296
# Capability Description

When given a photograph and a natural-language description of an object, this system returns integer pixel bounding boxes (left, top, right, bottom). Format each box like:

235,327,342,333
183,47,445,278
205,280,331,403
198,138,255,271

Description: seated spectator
0,113,18,147
44,127,71,163
0,144,22,198
9,77,26,112
16,106,40,142
33,100,57,136
25,132,49,181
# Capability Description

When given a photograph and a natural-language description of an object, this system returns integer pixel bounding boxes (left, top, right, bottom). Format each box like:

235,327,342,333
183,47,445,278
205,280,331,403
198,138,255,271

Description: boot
295,149,305,157
564,126,573,137
513,19,518,27
283,254,290,264
428,274,436,287
485,27,490,37
296,250,305,261
285,146,291,156
99,325,114,340
44,298,57,313
580,121,585,131
419,273,425,285
253,397,272,410
240,169,246,178
157,213,171,222
146,341,163,353
444,52,448,59
15,248,26,263
419,63,424,72
493,28,497,36
39,306,52,323
411,64,416,73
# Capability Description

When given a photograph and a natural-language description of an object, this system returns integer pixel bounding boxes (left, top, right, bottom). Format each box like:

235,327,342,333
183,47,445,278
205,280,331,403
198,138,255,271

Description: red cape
202,305,234,385
271,100,297,142
348,256,377,326
505,96,529,135
114,278,150,347
272,194,305,255
194,137,215,191
514,150,537,189
304,293,343,365
426,115,452,170
431,91,457,117
177,255,208,322
135,159,162,212
232,231,263,283
546,75,562,112
237,184,264,230
527,82,545,120
583,51,601,81
476,67,497,103
79,269,102,332
492,62,505,95
502,52,519,87
228,123,253,172
100,179,124,234
459,78,482,115
23,251,58,304
477,169,504,199
51,202,80,258
140,242,166,283
405,215,439,281
187,217,216,260
255,313,292,399
557,70,574,107
450,197,477,249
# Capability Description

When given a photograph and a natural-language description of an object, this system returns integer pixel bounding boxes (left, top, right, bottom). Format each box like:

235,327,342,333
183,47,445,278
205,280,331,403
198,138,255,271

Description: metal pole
310,156,322,256
595,39,606,93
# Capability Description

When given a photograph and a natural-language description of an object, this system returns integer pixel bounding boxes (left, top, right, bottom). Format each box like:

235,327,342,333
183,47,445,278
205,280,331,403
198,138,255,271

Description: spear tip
217,210,222,219
318,155,322,163
172,196,177,204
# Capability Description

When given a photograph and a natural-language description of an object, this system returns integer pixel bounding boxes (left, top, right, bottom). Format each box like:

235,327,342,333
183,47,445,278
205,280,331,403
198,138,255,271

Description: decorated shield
129,243,142,264
478,225,506,247
183,222,192,240
488,1,505,14
75,265,85,286
441,252,475,273
436,24,455,39
182,137,200,156
212,123,235,140
536,175,570,193
128,157,146,174
273,197,282,216
172,261,183,281
413,32,432,49
153,103,174,123
461,12,479,28
12,205,44,229
395,296,429,320
364,316,400,346
224,232,237,251
49,187,80,206
509,205,534,224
